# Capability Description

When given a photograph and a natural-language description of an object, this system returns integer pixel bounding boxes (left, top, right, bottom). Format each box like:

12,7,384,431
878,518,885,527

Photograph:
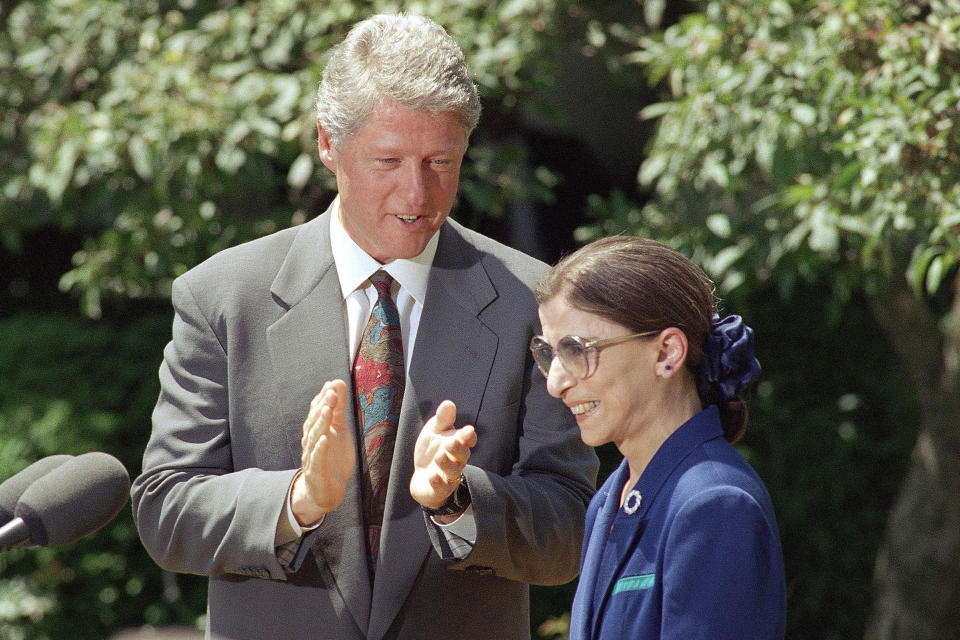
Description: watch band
422,473,471,516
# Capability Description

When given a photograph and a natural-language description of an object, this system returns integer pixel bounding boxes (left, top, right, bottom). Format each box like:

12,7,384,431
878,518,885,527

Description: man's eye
430,158,461,170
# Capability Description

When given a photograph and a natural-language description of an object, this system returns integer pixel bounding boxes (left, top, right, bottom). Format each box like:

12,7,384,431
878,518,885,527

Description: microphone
0,454,74,524
0,451,130,552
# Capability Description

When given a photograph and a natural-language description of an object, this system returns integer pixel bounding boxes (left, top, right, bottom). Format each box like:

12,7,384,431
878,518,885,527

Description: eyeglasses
529,330,660,380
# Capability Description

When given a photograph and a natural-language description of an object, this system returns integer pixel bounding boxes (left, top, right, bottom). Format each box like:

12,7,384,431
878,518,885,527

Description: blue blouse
570,406,786,640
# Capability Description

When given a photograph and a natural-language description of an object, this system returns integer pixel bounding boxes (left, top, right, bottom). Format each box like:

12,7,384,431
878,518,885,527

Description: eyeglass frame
529,330,661,380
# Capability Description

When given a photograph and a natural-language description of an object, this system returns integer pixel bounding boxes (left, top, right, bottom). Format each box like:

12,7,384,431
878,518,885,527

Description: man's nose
400,162,429,205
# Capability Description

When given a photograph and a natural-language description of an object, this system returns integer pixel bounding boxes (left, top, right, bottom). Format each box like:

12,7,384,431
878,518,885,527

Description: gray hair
316,13,481,148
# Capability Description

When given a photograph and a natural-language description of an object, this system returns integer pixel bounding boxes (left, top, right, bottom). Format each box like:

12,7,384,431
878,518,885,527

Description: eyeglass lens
531,336,590,379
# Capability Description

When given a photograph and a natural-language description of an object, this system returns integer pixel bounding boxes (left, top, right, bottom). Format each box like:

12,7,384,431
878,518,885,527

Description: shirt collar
329,196,438,303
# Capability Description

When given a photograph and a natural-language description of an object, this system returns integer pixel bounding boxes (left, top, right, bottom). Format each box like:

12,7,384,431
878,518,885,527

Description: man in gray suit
131,13,597,640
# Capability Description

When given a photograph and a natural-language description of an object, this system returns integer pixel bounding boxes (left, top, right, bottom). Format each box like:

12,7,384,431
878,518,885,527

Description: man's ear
658,327,689,377
317,119,338,172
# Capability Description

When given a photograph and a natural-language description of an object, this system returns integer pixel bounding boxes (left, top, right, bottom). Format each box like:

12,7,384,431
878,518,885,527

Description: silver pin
623,489,642,515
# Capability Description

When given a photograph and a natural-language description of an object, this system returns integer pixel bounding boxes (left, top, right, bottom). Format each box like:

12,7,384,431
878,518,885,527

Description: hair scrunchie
696,313,761,405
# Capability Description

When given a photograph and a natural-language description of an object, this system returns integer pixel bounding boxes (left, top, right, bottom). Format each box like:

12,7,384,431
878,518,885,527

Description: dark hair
535,235,749,442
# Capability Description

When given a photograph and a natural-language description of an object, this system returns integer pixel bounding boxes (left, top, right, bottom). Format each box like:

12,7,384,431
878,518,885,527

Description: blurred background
1,1,958,638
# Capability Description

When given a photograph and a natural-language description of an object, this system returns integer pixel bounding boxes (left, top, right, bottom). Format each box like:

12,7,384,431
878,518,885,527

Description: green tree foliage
0,312,208,639
4,0,947,637
581,1,960,638
733,282,917,640
585,0,960,303
0,0,567,318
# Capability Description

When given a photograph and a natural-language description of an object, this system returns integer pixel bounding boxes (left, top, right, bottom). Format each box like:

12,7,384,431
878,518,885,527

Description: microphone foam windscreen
0,455,74,523
14,451,131,547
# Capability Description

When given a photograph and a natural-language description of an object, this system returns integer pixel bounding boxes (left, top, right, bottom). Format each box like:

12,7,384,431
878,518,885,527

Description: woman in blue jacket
532,236,785,639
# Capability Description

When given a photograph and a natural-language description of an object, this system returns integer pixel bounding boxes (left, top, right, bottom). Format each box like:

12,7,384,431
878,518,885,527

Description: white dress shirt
283,197,476,555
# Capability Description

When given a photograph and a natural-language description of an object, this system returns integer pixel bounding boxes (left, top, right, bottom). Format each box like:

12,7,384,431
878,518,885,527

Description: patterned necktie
352,270,405,575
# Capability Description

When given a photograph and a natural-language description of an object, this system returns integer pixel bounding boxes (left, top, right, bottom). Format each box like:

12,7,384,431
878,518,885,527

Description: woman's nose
545,356,575,398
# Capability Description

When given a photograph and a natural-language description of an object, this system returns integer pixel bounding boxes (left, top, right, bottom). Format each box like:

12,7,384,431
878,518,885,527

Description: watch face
423,477,471,516
453,479,471,509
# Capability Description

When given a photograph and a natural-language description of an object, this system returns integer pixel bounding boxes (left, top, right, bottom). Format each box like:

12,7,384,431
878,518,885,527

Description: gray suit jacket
131,206,598,639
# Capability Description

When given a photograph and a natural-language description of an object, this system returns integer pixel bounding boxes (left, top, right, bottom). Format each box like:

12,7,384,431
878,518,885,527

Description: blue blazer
570,406,785,640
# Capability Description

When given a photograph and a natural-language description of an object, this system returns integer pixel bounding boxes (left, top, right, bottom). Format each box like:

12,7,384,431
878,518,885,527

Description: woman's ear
657,327,688,377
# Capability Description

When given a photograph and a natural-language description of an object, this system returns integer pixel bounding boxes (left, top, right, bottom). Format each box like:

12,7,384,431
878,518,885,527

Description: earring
665,364,672,371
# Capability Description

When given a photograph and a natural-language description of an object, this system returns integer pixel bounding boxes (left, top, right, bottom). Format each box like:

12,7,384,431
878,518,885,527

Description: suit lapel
266,208,372,636
368,221,499,640
583,422,715,638
267,211,346,463
405,220,499,427
572,461,627,640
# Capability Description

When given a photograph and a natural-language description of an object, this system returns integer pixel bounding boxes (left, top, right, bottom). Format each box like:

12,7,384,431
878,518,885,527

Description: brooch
623,489,642,515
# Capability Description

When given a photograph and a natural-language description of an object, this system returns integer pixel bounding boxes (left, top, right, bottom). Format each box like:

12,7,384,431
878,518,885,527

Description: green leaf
791,103,817,127
287,152,314,189
925,253,954,296
638,153,668,187
706,213,732,238
831,161,861,191
907,246,939,296
128,135,153,180
639,101,674,119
